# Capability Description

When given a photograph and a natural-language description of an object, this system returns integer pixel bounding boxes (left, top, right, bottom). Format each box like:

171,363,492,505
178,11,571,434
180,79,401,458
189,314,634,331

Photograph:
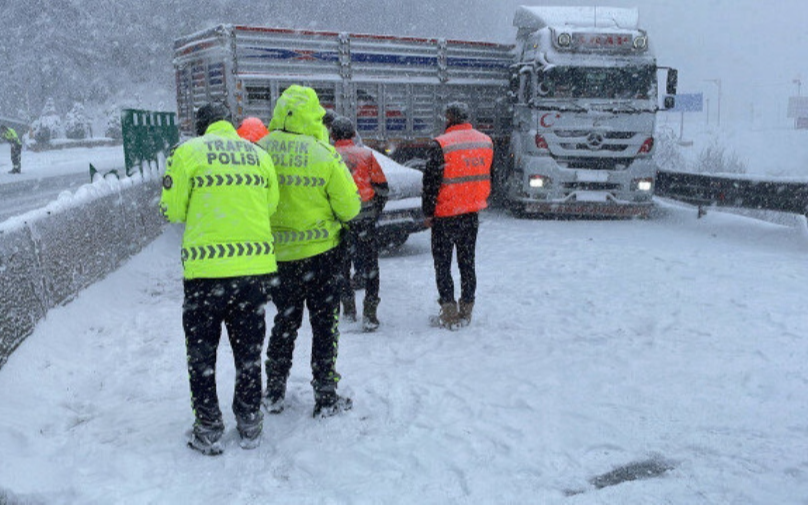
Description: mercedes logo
586,132,604,150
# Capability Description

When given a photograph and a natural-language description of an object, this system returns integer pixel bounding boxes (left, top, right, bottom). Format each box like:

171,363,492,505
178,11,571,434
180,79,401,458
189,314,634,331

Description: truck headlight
631,177,654,192
557,33,572,47
529,174,550,188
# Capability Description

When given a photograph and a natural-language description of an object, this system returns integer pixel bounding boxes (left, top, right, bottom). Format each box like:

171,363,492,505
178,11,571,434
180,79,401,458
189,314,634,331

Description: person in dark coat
331,116,389,332
422,102,493,329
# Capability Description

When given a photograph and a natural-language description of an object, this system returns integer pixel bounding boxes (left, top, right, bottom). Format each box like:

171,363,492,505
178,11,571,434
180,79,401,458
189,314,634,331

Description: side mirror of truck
666,69,678,95
663,95,676,110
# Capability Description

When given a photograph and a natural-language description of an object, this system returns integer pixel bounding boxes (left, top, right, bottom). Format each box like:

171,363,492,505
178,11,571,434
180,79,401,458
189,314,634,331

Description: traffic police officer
160,102,279,455
1,125,22,174
257,85,361,418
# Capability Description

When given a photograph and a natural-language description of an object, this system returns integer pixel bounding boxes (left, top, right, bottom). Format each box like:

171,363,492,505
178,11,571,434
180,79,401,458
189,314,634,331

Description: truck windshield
537,66,656,100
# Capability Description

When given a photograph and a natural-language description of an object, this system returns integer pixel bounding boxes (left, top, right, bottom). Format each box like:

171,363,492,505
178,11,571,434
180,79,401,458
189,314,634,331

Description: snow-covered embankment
0,172,165,368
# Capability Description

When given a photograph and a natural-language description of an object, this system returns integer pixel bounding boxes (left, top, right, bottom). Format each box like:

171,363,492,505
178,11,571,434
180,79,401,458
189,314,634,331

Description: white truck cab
506,6,677,217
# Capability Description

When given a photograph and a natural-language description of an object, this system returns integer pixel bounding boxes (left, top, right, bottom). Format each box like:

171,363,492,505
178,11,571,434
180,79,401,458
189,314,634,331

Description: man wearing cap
331,116,389,332
422,102,493,329
160,102,279,455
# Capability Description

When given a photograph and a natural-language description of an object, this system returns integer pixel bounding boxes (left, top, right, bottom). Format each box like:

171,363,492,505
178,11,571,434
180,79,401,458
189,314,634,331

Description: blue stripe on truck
241,46,509,69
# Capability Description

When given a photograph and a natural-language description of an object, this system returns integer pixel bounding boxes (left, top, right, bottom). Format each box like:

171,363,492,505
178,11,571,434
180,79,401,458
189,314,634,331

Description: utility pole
705,97,710,126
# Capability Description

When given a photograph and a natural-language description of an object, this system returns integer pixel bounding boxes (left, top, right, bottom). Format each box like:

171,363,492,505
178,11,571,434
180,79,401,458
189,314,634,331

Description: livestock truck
505,6,677,217
172,25,513,248
173,5,677,223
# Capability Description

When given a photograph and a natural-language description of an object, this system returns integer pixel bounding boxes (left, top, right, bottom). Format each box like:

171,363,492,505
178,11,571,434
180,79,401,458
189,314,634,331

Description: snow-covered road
1,200,807,504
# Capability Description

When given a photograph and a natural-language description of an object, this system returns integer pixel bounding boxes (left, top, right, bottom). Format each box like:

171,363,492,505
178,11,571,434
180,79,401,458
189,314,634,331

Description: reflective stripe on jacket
433,123,493,218
159,120,279,279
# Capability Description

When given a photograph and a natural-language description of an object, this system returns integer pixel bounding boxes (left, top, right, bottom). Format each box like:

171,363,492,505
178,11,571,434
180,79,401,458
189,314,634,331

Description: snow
0,144,123,182
1,130,808,503
374,151,422,199
0,144,126,232
514,6,640,31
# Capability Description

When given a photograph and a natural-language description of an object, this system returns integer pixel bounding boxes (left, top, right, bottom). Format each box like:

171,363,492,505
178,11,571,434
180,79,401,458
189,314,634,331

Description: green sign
121,109,179,177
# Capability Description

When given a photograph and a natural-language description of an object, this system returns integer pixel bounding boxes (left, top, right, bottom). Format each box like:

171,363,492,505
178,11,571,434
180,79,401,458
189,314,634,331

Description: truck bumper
519,200,654,218
508,155,656,217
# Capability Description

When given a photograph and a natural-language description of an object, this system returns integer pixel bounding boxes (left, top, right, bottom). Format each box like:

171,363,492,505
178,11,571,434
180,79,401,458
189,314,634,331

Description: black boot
342,296,357,322
313,391,353,418
362,297,380,332
262,371,287,414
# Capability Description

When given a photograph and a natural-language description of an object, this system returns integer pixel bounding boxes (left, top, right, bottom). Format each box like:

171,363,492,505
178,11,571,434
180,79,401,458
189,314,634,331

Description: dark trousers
340,218,380,304
183,275,270,433
431,212,479,305
10,143,21,172
267,246,343,397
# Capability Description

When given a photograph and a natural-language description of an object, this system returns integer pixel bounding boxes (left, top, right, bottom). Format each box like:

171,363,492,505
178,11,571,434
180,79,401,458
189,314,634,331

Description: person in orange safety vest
421,101,493,329
331,116,389,332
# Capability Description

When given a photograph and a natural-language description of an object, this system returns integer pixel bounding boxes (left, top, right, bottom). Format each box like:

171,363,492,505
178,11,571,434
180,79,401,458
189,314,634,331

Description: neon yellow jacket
2,127,20,145
160,120,279,279
258,85,360,261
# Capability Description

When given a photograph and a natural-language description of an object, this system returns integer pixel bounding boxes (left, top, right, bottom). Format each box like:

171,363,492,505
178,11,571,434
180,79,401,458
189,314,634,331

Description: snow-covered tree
653,126,686,172
30,99,61,144
696,140,747,175
105,109,123,140
64,102,91,140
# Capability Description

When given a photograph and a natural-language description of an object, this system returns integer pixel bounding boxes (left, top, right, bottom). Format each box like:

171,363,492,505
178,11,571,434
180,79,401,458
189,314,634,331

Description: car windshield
538,66,656,100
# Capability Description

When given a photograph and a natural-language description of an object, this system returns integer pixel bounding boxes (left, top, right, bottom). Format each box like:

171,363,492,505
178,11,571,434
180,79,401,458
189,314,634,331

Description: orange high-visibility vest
335,139,387,203
434,123,493,217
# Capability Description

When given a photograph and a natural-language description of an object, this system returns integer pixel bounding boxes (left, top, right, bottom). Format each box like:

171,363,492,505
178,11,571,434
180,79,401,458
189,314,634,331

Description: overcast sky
286,0,808,128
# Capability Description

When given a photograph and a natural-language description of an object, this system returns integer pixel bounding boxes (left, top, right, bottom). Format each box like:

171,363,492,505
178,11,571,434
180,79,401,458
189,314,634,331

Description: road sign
668,93,703,113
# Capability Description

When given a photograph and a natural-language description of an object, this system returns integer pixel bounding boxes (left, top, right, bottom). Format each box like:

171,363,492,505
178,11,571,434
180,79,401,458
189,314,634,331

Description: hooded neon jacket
1,127,21,146
258,85,360,262
160,120,279,279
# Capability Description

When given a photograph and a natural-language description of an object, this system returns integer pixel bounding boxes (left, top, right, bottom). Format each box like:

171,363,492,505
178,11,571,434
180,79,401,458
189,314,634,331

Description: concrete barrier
0,173,164,369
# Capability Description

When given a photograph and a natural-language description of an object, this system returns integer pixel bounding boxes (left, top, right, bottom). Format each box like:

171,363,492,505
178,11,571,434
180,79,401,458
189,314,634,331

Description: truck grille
553,130,638,155
562,182,620,191
561,158,633,170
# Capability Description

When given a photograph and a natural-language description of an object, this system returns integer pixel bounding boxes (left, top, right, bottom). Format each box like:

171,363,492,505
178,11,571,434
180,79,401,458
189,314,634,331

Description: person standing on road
1,125,22,174
422,102,493,329
331,116,389,332
257,85,361,418
160,102,279,455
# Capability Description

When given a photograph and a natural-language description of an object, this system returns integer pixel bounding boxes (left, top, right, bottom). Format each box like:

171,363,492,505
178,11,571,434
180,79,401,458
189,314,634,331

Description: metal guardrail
656,170,808,217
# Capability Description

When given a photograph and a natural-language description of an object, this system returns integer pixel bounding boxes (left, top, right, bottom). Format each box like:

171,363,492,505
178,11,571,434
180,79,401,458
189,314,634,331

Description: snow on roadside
1,200,807,503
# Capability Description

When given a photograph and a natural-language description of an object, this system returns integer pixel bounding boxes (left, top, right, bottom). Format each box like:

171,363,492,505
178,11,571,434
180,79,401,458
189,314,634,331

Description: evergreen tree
65,102,91,140
30,99,61,144
105,109,123,140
